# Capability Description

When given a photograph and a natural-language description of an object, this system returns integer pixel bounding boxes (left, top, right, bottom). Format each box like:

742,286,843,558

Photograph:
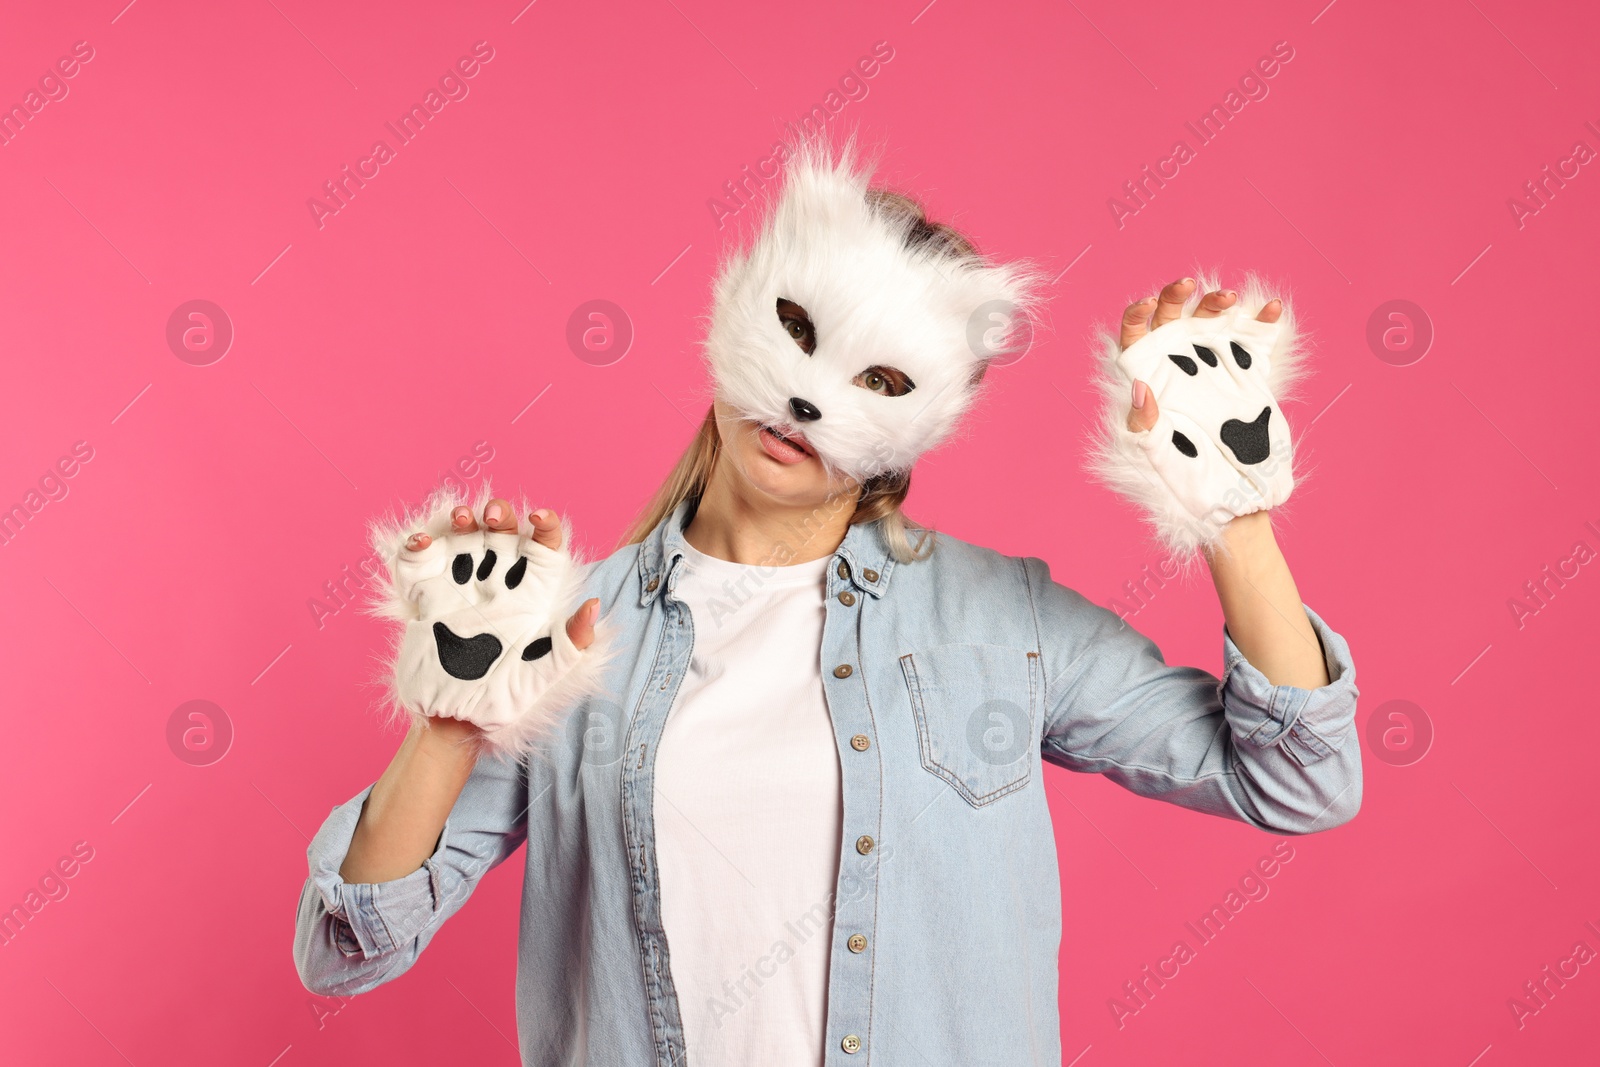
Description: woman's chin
735,440,828,500
743,459,825,504
712,412,841,507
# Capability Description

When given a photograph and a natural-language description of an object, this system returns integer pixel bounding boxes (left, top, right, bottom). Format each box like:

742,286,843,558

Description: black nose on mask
789,397,822,422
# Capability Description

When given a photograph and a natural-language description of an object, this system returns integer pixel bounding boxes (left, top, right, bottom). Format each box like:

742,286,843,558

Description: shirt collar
636,496,896,606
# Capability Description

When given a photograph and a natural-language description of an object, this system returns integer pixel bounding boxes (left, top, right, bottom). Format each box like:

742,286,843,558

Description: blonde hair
619,184,987,565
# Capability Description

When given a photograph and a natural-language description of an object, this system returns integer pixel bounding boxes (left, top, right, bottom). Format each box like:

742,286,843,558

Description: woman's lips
758,423,814,464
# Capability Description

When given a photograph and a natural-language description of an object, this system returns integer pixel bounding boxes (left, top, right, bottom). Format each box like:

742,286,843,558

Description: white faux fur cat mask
703,144,1042,482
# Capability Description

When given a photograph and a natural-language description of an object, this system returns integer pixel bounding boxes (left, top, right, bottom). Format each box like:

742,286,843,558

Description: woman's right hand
342,497,599,883
400,497,602,735
396,502,601,742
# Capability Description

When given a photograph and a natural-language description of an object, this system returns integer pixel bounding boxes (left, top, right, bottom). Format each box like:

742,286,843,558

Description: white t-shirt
653,536,842,1067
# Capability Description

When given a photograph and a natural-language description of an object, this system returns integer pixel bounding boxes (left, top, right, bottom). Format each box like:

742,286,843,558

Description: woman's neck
684,473,856,567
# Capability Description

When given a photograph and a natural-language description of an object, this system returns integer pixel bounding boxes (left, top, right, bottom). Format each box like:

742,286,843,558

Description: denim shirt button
838,590,857,607
848,933,867,953
855,835,875,855
836,560,850,580
833,664,854,679
862,568,879,583
645,576,659,592
842,1034,862,1054
850,734,870,752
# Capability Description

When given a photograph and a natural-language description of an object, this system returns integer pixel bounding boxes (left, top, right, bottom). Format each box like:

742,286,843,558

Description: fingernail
452,506,471,522
1180,277,1194,285
1132,381,1148,410
486,503,503,524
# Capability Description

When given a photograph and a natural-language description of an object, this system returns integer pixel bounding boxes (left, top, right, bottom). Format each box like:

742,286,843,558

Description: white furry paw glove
1092,296,1302,556
372,495,609,756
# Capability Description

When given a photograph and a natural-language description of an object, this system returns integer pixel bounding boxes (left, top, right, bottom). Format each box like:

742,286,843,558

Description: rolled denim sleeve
293,752,529,996
1220,606,1358,770
1025,557,1362,834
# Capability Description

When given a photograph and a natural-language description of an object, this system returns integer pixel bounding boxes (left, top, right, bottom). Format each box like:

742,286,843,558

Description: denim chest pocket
899,643,1039,807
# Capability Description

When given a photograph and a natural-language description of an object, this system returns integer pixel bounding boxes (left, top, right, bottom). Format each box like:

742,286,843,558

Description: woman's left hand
1118,278,1283,432
1108,276,1326,688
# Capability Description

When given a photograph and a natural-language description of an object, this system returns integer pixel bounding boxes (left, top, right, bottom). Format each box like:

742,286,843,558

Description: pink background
2,0,1597,1063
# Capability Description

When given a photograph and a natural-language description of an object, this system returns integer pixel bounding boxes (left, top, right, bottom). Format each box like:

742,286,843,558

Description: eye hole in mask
776,298,816,355
853,365,916,397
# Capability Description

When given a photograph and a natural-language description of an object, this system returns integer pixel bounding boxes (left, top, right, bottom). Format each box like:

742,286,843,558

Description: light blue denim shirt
294,499,1361,1065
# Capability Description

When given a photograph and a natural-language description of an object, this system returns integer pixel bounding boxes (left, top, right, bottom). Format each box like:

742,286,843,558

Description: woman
294,142,1360,1066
